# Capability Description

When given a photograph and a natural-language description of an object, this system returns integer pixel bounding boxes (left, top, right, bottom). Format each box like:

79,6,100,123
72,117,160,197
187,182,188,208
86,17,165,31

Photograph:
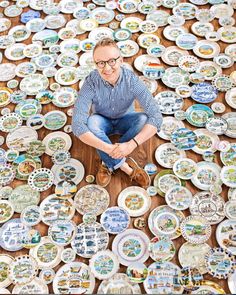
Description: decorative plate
134,54,160,73
40,194,75,226
42,131,72,156
216,219,236,255
228,271,236,294
29,236,63,269
48,220,77,246
206,117,228,135
154,91,184,115
192,280,226,294
112,229,150,266
165,185,192,211
155,142,186,168
161,67,189,88
171,128,197,150
148,205,185,239
126,262,148,283
181,215,211,244
186,104,214,127
205,247,236,279
196,61,222,81
90,7,115,24
148,236,176,262
224,200,236,220
178,242,211,274
53,262,95,294
222,112,236,138
71,221,109,258
117,40,139,57
144,261,183,294
28,168,54,192
191,161,221,190
19,73,49,95
9,255,38,285
0,254,14,288
97,273,141,294
173,158,197,180
192,129,219,155
89,250,120,280
20,205,41,227
0,200,14,224
0,164,15,186
147,10,170,26
120,16,142,33
74,184,109,216
12,277,49,294
44,110,67,130
176,33,198,50
220,165,236,188
193,40,221,59
161,46,189,66
173,2,197,20
60,248,76,264
55,67,80,85
190,191,225,225
117,186,151,217
100,206,130,234
137,33,160,49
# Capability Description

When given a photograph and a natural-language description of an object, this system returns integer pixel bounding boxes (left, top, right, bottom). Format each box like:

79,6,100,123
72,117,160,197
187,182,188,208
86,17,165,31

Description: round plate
192,129,219,155
42,131,72,156
89,250,119,280
192,280,226,294
171,128,197,150
191,82,218,103
148,236,176,262
117,186,151,217
48,220,77,246
44,110,67,130
55,67,81,85
165,185,192,210
173,158,198,180
220,165,236,188
19,74,49,95
100,206,130,234
161,67,189,88
12,278,49,294
228,271,236,294
112,229,150,266
196,61,222,81
28,168,54,192
186,104,214,127
117,40,139,57
0,254,14,288
193,40,221,59
190,191,225,225
181,215,211,244
216,219,236,255
0,200,14,224
154,91,184,115
74,184,109,216
178,242,211,274
148,205,185,239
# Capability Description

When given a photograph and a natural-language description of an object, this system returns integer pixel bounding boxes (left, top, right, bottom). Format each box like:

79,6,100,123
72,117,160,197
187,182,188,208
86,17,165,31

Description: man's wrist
129,139,137,149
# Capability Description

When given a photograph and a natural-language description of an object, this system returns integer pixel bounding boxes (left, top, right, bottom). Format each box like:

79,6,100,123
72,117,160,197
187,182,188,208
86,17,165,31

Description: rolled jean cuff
113,157,126,171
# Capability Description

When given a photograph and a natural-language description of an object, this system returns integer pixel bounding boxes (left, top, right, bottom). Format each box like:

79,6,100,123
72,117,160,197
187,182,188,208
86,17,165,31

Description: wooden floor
0,0,235,294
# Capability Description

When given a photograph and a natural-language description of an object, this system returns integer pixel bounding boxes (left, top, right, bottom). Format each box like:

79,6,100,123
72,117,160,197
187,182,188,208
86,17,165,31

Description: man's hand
108,141,137,159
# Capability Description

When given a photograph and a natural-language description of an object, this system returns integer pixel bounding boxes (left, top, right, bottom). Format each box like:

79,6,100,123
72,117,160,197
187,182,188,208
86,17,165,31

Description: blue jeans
87,112,147,171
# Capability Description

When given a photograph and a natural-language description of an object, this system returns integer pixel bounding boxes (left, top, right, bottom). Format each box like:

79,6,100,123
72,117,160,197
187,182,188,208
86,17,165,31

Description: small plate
178,55,200,72
192,129,219,155
55,67,81,85
42,131,72,156
193,40,221,59
28,168,54,192
220,143,236,166
147,10,170,27
112,229,150,266
120,16,142,33
176,33,198,50
148,236,176,262
173,3,197,20
138,33,160,49
134,54,160,72
117,186,151,217
117,40,139,57
44,110,67,130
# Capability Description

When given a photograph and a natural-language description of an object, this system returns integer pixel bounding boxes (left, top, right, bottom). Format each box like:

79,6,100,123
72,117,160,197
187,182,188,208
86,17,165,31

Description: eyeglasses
95,56,121,69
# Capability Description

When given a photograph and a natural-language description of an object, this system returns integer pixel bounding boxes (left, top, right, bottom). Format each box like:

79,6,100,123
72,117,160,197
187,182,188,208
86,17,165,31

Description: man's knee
87,114,105,133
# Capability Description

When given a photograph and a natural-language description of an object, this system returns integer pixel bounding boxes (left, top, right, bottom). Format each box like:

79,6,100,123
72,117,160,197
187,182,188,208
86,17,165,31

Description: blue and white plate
191,82,218,103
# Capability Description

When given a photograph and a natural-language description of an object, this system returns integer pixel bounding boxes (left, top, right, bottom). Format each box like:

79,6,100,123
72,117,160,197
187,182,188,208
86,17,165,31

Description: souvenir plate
4,43,26,61
161,46,189,66
117,40,139,57
224,200,236,220
0,87,12,108
53,262,95,294
15,99,42,120
28,168,54,192
52,158,85,185
0,254,14,288
206,117,228,135
0,63,16,82
29,236,63,269
220,143,236,166
139,76,158,94
218,26,236,44
191,82,218,103
176,33,198,50
163,26,187,42
186,104,214,127
60,248,76,264
9,255,38,285
173,3,197,20
55,67,80,85
19,74,49,95
173,158,197,180
225,88,236,109
72,221,109,258
117,186,151,217
98,273,141,294
74,184,109,215
48,220,77,246
120,16,142,33
21,205,41,226
171,128,197,150
44,110,67,130
147,10,170,26
157,117,185,140
193,40,221,59
161,67,189,88
155,143,186,168
144,261,183,294
90,7,115,24
40,194,75,226
178,242,211,274
126,262,148,283
228,271,236,294
191,161,221,190
0,164,15,185
148,205,185,239
192,129,219,155
0,200,14,224
89,250,120,280
148,236,176,262
137,33,160,49
220,165,236,188
26,140,46,157
205,247,236,279
154,91,184,115
191,22,214,37
55,180,77,198
42,131,72,156
190,191,225,225
192,280,225,294
0,218,30,251
12,277,49,294
52,87,78,108
113,28,131,42
216,219,236,255
181,215,211,244
9,184,40,213
222,112,236,138
112,229,149,266
196,61,222,81
100,206,130,234
178,55,199,72
134,54,160,72
165,185,192,210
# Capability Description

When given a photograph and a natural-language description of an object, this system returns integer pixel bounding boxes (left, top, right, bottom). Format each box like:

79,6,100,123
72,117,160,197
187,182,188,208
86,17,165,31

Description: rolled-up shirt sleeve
72,77,94,137
132,74,163,132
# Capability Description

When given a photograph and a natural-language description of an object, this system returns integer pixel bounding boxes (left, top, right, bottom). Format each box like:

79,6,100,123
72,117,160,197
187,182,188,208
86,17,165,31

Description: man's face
93,45,123,84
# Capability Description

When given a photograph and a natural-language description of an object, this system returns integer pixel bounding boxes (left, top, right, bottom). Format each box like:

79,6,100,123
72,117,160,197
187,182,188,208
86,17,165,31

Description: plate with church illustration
118,186,151,217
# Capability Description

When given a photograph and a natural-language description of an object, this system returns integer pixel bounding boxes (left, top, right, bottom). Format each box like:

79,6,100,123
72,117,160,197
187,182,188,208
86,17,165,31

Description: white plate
117,40,139,57
155,143,186,168
118,186,151,217
120,16,142,33
192,129,219,155
134,54,160,72
42,131,72,156
193,40,221,59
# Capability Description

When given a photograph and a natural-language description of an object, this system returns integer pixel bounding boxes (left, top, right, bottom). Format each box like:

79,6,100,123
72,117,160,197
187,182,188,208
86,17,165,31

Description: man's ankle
120,162,133,176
